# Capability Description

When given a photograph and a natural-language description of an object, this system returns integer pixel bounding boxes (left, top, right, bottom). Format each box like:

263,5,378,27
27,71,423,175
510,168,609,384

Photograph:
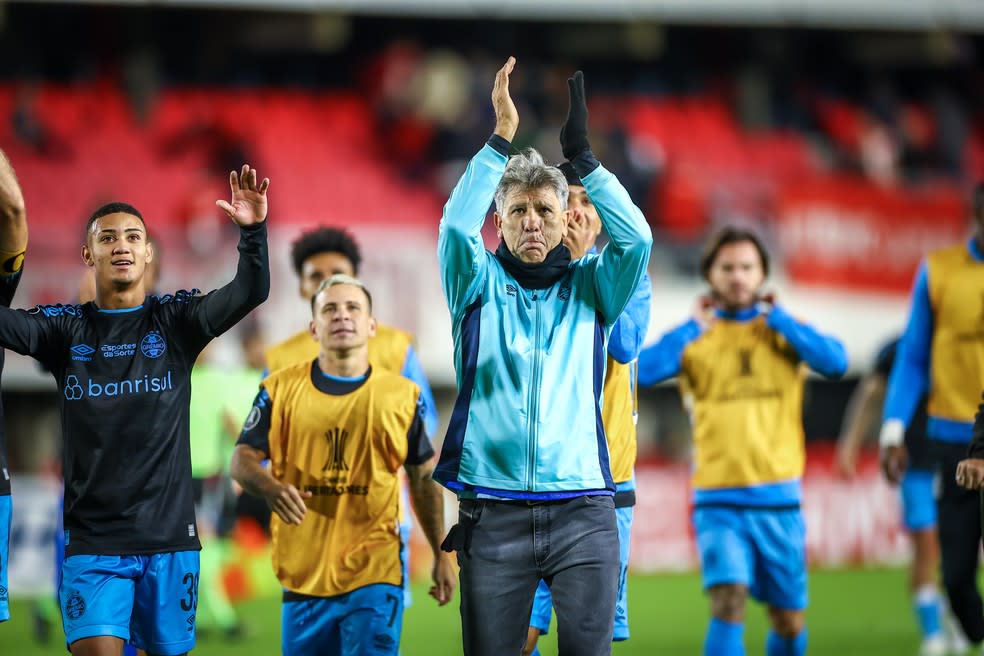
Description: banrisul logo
140,331,167,359
70,344,95,362
63,371,174,401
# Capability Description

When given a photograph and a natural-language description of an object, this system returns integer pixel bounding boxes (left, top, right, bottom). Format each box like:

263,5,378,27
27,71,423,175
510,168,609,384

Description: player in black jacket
0,165,269,656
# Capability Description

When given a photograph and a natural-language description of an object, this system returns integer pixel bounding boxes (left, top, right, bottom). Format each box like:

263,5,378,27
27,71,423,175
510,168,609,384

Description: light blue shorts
281,583,404,656
693,506,807,610
900,468,937,531
59,551,200,655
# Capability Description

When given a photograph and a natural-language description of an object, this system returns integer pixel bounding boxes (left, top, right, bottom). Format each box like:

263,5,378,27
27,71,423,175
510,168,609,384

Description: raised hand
560,70,590,160
216,164,270,227
693,294,717,330
492,56,519,143
563,210,596,260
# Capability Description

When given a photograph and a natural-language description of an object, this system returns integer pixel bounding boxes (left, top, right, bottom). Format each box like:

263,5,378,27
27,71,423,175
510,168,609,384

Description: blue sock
766,628,807,656
914,585,943,639
705,618,745,656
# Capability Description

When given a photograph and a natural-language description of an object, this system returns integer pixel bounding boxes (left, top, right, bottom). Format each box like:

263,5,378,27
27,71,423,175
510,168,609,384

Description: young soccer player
0,164,269,655
886,183,984,652
231,275,455,655
638,227,847,656
264,226,439,607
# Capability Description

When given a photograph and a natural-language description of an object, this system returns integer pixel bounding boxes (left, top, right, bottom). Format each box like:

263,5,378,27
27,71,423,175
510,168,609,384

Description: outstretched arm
637,318,703,387
881,264,932,441
766,305,848,378
563,72,653,323
437,57,516,314
189,166,271,338
404,400,455,605
835,372,887,479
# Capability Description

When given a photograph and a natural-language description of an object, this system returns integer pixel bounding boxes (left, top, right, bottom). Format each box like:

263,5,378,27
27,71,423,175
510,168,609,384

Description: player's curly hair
85,202,146,239
700,226,770,280
290,227,362,277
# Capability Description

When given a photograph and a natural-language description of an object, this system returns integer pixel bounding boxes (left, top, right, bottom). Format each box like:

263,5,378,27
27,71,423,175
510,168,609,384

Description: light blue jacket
433,138,653,499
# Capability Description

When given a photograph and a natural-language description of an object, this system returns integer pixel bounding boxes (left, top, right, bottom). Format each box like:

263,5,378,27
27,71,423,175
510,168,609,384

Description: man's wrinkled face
299,252,356,301
707,240,766,310
82,213,152,291
494,186,570,264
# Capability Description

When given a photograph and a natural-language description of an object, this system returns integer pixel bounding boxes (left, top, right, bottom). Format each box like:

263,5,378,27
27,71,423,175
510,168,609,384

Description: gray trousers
454,495,619,656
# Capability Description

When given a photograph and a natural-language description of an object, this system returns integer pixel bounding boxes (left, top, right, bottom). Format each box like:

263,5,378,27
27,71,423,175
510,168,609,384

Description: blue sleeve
883,263,932,427
574,158,654,324
637,319,703,387
766,305,848,378
608,271,652,364
400,345,439,438
437,137,508,317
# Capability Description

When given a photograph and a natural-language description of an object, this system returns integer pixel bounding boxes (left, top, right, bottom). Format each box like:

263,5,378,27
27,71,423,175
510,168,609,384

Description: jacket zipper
527,293,541,491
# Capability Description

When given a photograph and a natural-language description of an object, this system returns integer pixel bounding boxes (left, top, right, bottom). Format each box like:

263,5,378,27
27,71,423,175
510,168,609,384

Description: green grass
1,569,922,655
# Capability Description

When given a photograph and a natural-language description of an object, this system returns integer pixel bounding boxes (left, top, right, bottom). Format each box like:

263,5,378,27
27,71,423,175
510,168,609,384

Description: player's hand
693,294,717,330
429,553,457,606
834,442,858,480
492,57,519,143
560,70,590,160
216,164,270,227
562,209,595,260
756,291,776,314
880,445,908,486
265,482,312,525
955,458,984,489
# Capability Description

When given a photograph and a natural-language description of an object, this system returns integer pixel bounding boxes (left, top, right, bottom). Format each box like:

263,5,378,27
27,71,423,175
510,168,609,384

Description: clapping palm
216,164,270,226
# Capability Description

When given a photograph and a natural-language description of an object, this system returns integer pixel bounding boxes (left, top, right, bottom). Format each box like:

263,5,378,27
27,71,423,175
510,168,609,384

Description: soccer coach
434,57,653,656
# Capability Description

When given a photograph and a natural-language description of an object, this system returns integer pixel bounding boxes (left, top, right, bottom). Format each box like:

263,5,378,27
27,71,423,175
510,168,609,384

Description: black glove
560,70,590,160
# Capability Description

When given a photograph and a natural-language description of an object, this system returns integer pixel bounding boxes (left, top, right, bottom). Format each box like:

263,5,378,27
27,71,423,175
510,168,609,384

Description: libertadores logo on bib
141,330,167,359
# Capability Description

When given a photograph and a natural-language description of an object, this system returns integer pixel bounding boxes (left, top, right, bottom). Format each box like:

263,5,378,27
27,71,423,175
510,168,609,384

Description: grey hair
493,147,569,216
310,273,373,315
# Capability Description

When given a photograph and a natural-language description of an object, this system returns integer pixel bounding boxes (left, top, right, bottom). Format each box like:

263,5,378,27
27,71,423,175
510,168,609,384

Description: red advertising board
775,177,967,293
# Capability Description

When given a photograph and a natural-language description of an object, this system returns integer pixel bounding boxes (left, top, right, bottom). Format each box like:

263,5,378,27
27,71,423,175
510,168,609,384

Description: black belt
614,490,636,508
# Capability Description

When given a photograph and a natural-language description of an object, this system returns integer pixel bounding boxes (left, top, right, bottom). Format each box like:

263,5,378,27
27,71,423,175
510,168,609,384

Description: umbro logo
558,286,571,301
70,344,95,362
506,284,517,297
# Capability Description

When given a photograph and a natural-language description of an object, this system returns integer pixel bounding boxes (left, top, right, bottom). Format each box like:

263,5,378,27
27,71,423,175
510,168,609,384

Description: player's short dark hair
86,202,146,239
290,227,362,277
700,226,770,279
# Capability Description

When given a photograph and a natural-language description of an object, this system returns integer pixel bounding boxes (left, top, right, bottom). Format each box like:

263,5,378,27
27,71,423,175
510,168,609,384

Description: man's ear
367,316,378,339
560,209,572,238
145,242,154,265
309,319,318,342
81,244,94,267
493,213,503,239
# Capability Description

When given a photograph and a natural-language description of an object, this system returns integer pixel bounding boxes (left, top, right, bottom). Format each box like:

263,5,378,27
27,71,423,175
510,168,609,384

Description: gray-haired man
434,57,653,655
